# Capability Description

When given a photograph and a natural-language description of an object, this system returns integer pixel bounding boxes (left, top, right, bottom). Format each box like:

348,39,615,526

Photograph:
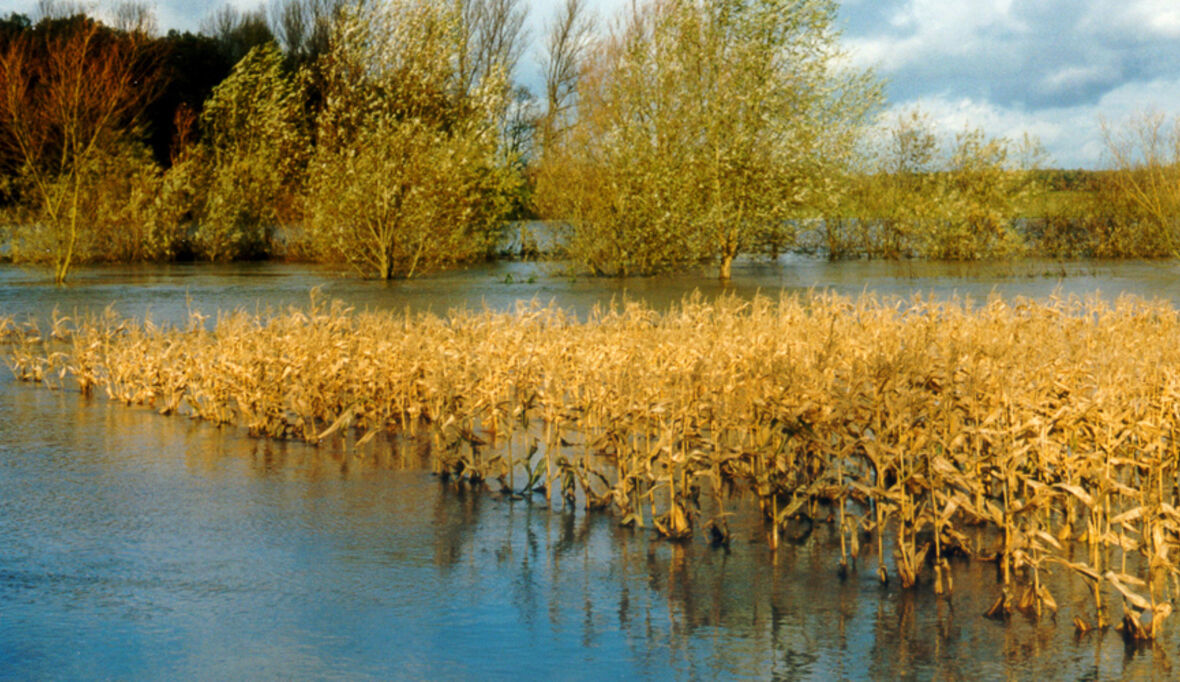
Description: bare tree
539,0,593,156
456,0,528,92
201,4,274,64
110,1,157,35
268,0,352,65
33,1,87,21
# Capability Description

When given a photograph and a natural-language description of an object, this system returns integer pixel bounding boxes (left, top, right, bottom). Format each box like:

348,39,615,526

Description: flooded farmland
4,257,1180,679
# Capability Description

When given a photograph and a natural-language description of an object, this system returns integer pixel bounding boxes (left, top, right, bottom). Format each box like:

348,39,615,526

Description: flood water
3,256,1180,325
3,257,1180,679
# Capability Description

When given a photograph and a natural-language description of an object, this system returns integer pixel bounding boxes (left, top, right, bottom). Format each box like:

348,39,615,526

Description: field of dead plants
6,290,1180,641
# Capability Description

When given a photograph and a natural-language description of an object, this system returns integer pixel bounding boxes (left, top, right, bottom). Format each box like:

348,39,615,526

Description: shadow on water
5,258,1180,677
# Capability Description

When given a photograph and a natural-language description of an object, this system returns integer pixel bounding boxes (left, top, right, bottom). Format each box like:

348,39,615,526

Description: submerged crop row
8,292,1180,640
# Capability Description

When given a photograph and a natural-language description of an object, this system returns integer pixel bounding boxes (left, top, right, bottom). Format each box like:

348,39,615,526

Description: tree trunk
719,252,734,281
719,235,737,281
380,247,393,280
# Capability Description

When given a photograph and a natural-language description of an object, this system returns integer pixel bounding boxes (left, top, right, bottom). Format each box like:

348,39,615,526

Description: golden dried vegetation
8,291,1180,640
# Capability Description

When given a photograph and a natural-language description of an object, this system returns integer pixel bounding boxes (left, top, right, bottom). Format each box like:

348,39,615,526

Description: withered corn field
7,290,1180,643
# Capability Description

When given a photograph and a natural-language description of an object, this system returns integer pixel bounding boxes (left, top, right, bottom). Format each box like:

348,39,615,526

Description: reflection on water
0,378,1175,679
3,257,1180,328
4,258,1180,677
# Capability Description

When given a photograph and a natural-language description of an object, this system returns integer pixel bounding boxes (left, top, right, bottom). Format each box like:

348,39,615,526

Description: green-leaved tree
834,110,1043,260
183,43,307,261
1101,112,1180,256
536,0,880,279
303,0,517,279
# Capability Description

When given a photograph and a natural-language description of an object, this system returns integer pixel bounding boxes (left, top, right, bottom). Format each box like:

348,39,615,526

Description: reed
8,290,1180,641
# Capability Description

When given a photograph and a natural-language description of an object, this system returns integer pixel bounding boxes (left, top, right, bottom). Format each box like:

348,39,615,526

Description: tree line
0,0,1176,283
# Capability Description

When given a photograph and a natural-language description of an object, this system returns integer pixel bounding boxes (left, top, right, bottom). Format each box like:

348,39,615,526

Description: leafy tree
838,110,943,258
925,128,1041,259
303,0,516,279
832,110,1043,260
536,0,880,279
0,13,31,42
183,43,307,261
78,141,187,262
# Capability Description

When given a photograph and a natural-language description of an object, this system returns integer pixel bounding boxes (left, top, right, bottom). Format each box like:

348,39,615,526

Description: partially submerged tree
834,109,1043,259
0,12,163,282
1101,112,1180,256
303,0,517,279
74,141,188,262
536,0,881,279
183,43,308,261
819,109,941,258
928,128,1042,259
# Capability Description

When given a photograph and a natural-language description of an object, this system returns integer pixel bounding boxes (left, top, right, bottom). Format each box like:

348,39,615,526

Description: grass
7,290,1180,640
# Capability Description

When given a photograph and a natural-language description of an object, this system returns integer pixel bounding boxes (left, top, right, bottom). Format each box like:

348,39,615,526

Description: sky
7,0,1179,168
838,0,1180,168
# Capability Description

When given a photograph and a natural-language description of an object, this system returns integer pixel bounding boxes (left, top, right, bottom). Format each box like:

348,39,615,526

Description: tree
842,109,943,258
0,13,163,282
183,42,308,261
1102,112,1180,256
538,0,594,158
144,30,235,166
303,0,517,279
75,141,187,262
927,128,1041,259
202,3,275,65
269,0,351,67
456,0,531,187
456,0,528,93
832,110,1043,260
535,0,880,279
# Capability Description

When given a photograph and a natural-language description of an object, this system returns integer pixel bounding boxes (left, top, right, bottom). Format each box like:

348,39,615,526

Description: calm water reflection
3,257,1180,326
3,258,1180,679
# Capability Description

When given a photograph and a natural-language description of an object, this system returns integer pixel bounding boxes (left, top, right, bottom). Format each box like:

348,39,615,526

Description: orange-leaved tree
0,14,163,282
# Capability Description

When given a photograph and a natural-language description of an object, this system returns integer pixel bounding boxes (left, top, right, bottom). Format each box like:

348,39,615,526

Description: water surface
3,257,1180,326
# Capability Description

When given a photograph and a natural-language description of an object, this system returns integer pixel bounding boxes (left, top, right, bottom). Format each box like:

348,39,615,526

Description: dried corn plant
8,289,1180,641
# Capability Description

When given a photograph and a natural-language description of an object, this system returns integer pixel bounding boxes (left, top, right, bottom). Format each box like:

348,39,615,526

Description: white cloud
847,0,1026,71
1041,64,1119,97
1081,0,1180,39
883,73,1180,168
1091,76,1180,118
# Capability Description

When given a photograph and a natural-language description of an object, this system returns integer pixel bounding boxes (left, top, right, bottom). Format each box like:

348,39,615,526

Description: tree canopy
536,0,881,278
